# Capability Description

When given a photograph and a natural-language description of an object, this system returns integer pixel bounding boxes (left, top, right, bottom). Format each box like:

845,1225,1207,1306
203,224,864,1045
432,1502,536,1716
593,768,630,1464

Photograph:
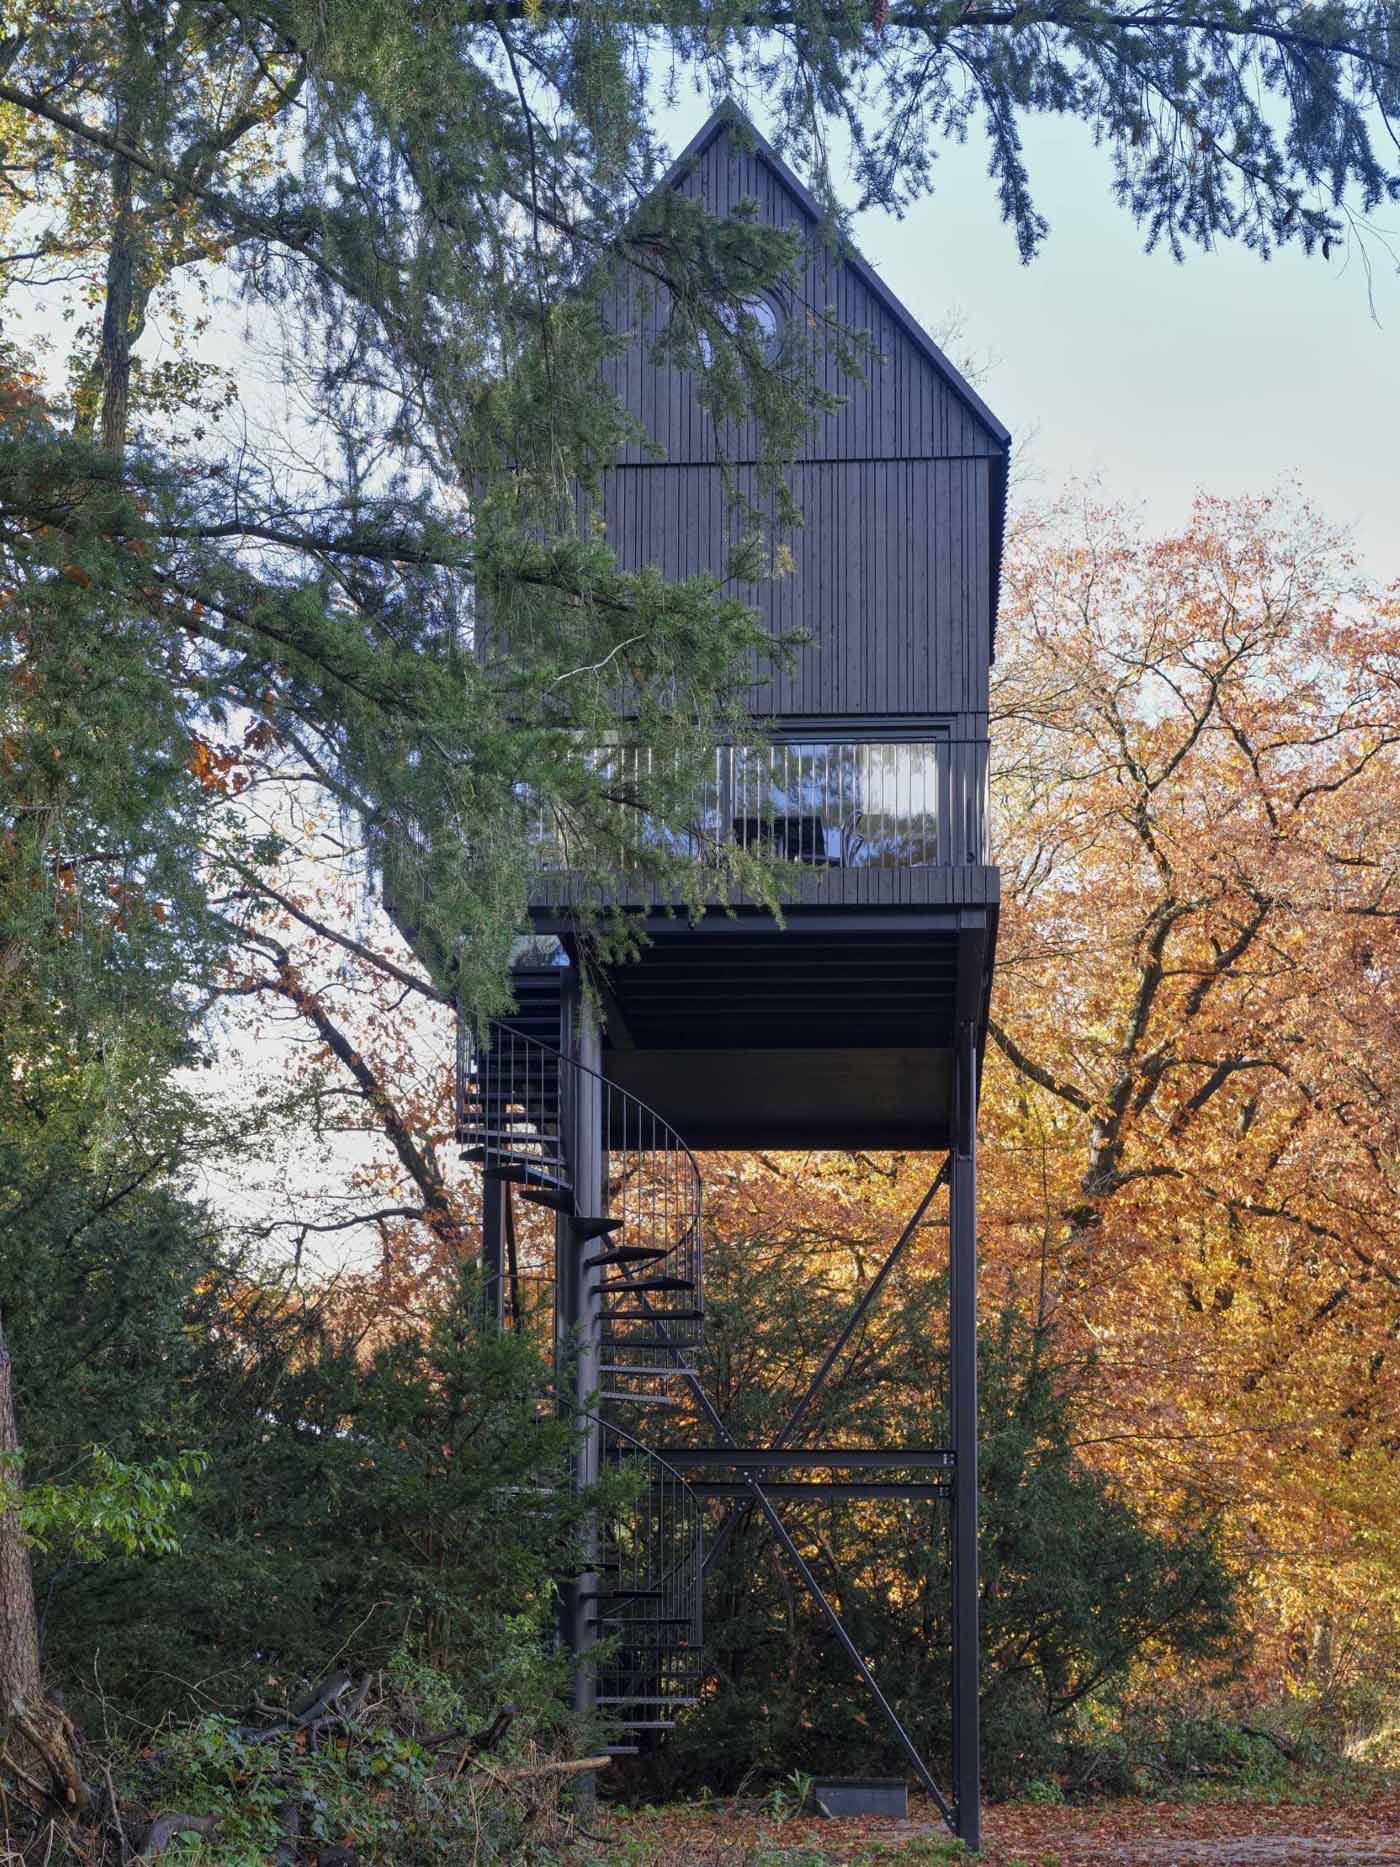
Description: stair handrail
587,1409,705,1613
457,1008,705,1290
585,1409,704,1498
586,1409,706,1706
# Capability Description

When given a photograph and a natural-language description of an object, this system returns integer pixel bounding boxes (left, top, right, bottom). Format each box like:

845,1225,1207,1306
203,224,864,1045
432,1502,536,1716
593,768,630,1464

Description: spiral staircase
456,968,706,1744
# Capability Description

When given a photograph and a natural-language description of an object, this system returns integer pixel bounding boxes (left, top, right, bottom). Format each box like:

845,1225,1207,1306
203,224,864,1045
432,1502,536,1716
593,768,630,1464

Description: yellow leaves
983,489,1400,1682
187,734,250,795
187,737,214,785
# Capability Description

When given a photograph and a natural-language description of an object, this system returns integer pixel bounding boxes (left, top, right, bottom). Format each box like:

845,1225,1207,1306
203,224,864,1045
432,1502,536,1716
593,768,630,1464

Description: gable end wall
595,119,1004,719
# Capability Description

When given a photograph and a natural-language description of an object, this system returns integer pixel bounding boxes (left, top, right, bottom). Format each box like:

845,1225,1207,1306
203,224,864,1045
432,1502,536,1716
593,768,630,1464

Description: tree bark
0,1312,42,1714
73,38,149,455
97,149,141,453
0,1312,89,1815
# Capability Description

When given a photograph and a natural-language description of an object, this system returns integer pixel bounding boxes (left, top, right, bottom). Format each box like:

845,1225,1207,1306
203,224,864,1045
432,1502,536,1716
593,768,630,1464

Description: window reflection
725,742,939,868
527,740,943,871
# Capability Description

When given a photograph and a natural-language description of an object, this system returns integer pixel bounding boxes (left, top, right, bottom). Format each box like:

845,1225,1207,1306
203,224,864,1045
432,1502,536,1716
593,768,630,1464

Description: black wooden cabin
531,104,1007,1152
459,103,1009,1847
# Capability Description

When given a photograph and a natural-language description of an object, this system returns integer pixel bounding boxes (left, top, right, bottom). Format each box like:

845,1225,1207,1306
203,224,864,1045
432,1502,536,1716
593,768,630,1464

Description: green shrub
1,1160,585,1735
646,1225,1236,1801
1060,1693,1294,1798
115,1651,577,1864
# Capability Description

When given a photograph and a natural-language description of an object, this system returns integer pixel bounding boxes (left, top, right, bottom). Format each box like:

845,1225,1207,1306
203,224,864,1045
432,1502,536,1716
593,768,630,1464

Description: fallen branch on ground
1240,1724,1302,1762
476,1753,614,1785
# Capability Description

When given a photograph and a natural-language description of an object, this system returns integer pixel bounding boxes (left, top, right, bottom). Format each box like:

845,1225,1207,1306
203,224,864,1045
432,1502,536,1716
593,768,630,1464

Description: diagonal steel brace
630,1195,958,1834
702,1160,951,1576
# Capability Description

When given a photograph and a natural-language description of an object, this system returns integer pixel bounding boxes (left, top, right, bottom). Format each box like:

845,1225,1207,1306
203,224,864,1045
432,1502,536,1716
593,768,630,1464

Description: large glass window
722,741,940,868
526,737,944,871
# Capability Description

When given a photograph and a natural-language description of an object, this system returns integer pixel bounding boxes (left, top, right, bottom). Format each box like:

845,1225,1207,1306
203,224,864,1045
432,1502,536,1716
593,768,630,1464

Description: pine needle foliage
0,5,1397,1010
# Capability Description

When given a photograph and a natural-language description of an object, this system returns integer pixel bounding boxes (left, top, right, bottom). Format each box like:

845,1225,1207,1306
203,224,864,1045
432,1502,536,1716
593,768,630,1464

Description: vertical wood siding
598,120,1004,722
602,125,1000,468
589,458,991,715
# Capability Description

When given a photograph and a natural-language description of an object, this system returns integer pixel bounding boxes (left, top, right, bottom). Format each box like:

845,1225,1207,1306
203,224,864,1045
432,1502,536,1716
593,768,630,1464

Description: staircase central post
480,1176,506,1329
560,978,605,1789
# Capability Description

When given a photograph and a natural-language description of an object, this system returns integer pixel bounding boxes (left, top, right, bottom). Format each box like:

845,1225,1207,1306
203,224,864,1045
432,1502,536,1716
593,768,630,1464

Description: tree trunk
0,1312,42,1712
0,1312,89,1816
98,149,149,453
73,66,148,455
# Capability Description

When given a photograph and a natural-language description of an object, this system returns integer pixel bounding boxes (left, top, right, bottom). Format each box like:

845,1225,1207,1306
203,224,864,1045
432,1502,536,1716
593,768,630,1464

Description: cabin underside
529,897,997,1149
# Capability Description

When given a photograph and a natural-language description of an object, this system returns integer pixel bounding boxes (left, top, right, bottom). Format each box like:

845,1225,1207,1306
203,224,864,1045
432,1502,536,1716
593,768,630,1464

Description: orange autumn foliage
694,489,1400,1700
980,488,1400,1685
244,485,1400,1705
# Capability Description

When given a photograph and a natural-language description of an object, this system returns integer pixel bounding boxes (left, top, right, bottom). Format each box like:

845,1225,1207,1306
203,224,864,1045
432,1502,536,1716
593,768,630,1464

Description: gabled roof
663,102,1012,456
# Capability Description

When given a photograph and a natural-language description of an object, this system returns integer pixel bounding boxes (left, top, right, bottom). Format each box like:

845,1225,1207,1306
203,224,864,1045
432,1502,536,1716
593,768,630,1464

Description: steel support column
950,1019,981,1849
639,1291,955,1828
481,1176,506,1330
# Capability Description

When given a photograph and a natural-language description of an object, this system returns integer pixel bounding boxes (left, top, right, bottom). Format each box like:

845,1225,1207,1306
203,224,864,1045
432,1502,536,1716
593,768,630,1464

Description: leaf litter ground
589,1791,1400,1864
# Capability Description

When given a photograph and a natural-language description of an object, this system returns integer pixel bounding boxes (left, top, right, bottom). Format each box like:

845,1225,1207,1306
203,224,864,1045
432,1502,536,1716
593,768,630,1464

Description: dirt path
985,1799,1400,1866
601,1794,1400,1864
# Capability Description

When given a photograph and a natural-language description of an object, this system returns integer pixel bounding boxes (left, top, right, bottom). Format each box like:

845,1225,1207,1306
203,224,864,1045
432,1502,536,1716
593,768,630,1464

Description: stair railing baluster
458,993,707,1739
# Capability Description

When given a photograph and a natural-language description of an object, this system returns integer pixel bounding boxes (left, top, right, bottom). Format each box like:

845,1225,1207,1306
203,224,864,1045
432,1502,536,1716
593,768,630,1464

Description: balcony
532,734,987,864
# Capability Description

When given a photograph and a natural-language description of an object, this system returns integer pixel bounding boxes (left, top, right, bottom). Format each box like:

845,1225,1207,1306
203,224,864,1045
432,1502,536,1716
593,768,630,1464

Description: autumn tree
982,488,1400,1691
563,1152,1230,1795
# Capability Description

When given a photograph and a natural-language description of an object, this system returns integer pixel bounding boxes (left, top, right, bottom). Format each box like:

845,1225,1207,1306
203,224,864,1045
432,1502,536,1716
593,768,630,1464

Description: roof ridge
661,101,1010,452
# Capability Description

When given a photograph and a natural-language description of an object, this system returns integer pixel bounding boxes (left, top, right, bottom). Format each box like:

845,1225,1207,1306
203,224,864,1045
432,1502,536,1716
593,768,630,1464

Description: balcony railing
528,735,989,873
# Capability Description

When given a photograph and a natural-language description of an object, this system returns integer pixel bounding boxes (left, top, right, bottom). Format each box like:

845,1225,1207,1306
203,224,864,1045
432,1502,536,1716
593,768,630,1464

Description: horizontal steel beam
683,1480,951,1500
618,985,957,1002
606,912,973,938
658,1447,954,1470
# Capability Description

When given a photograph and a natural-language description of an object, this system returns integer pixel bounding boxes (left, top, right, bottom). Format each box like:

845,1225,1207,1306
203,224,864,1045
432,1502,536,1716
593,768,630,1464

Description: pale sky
660,91,1400,583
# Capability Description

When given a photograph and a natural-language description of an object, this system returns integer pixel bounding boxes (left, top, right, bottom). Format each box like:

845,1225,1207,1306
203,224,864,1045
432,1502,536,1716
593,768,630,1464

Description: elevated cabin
529,104,1010,1151
466,105,1008,1839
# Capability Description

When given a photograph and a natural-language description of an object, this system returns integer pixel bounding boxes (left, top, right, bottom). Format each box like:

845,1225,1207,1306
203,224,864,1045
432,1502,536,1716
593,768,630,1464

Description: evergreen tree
0,4,1396,1007
10,1221,581,1734
653,1212,1235,1795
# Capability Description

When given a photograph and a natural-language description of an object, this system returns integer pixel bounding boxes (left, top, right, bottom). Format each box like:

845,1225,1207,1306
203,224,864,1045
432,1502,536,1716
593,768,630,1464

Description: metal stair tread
480,1166,571,1191
600,1616,693,1626
460,1125,559,1142
599,1363,690,1375
600,1339,703,1351
597,1697,700,1707
597,1276,696,1294
517,1189,575,1213
570,1218,627,1243
582,1247,668,1270
602,1307,704,1323
461,1148,566,1179
460,1094,558,1108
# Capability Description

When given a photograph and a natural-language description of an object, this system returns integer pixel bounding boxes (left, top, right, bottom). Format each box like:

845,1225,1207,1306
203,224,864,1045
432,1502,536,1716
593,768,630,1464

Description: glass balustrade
724,740,938,867
527,736,987,872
